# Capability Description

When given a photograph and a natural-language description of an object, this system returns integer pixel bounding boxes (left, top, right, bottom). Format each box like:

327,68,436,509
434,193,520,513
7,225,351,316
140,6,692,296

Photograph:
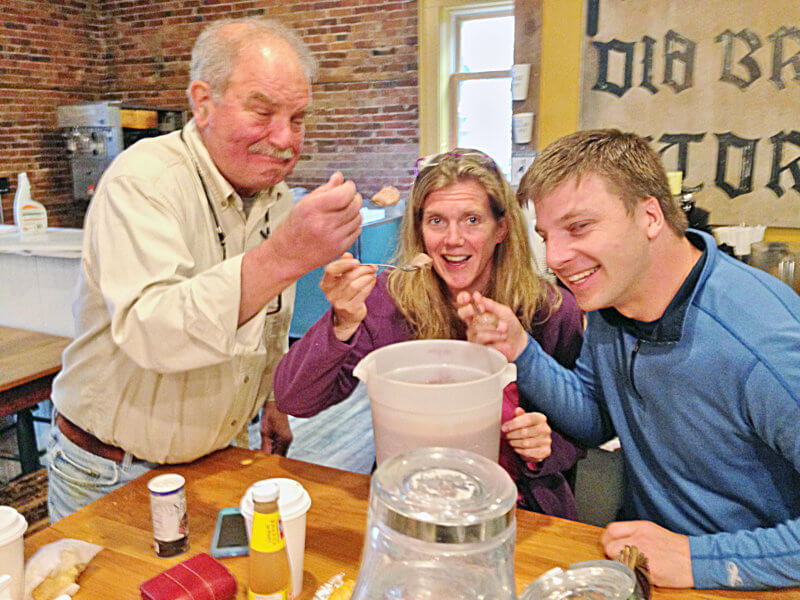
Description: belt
56,413,140,463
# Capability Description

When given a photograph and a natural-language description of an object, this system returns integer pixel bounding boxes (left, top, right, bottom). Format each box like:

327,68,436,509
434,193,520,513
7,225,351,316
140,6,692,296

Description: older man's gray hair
186,17,317,108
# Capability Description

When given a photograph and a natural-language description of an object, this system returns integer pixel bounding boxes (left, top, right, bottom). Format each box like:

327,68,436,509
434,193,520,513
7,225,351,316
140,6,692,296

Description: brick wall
0,0,107,227
0,0,418,227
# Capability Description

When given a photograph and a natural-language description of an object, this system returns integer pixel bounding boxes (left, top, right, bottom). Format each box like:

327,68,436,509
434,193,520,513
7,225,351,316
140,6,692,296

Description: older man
459,129,800,590
47,18,362,520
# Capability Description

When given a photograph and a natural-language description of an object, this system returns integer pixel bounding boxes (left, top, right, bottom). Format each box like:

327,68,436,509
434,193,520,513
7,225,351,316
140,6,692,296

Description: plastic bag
23,539,103,600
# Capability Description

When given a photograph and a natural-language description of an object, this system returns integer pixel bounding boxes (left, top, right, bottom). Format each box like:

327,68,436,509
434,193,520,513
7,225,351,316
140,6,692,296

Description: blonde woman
274,149,584,518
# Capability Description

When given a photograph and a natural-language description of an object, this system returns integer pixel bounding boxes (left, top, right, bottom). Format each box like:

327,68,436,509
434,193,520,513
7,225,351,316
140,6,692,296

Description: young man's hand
456,291,529,361
601,520,694,588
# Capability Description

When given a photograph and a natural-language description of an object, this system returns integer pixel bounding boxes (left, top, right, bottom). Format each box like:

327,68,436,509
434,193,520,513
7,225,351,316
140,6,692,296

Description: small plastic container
519,560,636,600
13,172,47,237
147,473,189,558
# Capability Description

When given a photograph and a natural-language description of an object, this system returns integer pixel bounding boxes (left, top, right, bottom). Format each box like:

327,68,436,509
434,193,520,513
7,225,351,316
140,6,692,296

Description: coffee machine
57,101,125,202
57,102,186,202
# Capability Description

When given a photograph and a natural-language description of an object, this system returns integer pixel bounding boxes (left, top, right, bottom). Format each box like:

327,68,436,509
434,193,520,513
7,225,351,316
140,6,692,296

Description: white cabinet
0,227,82,336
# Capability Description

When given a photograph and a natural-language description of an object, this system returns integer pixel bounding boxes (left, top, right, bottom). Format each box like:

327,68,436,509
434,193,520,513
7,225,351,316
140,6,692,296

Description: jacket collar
598,229,714,343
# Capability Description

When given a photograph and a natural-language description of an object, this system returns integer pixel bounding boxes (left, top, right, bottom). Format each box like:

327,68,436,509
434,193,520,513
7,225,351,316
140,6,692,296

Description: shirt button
221,199,228,208
230,420,237,427
243,375,250,384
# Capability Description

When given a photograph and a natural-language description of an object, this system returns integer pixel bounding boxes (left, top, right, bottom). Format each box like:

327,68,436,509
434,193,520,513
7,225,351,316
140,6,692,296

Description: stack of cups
0,506,28,600
240,478,311,597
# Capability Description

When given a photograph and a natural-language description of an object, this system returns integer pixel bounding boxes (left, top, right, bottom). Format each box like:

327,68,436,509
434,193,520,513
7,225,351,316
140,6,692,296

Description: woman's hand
456,291,529,361
320,252,378,341
501,407,552,462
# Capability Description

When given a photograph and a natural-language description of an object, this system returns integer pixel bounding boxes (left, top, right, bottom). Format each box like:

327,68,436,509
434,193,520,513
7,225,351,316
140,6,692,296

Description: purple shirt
275,273,585,518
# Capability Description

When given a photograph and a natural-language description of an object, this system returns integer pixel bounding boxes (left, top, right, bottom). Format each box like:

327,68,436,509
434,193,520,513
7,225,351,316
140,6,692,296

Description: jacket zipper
629,339,642,398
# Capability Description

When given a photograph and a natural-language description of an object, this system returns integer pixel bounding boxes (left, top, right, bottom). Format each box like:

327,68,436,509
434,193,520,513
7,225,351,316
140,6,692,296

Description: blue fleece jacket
515,230,800,590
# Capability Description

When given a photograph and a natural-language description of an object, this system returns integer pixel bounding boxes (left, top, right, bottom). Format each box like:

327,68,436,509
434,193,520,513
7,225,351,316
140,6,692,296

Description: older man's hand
272,171,363,278
601,520,694,588
260,401,293,456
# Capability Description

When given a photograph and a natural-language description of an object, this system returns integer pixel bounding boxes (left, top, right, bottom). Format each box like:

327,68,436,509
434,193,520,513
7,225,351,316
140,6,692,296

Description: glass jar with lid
519,560,636,600
350,446,518,600
749,241,800,294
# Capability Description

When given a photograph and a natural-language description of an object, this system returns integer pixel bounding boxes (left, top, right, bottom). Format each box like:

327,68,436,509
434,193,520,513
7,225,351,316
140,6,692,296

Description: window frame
418,0,514,156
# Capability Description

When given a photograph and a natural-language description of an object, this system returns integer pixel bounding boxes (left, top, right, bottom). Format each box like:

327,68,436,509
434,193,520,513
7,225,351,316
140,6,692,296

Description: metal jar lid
369,447,516,543
520,560,636,600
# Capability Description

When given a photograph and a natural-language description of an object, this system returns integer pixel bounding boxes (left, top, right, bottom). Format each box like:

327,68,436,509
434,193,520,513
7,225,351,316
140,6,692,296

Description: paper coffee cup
240,478,311,597
513,112,535,144
511,63,531,101
0,506,28,600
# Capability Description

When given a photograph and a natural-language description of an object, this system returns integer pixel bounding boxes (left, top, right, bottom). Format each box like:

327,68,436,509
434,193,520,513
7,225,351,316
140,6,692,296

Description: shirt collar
181,119,279,215
598,230,709,343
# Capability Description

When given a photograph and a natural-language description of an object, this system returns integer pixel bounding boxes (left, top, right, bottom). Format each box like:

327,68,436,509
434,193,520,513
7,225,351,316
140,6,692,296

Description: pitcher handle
501,362,517,387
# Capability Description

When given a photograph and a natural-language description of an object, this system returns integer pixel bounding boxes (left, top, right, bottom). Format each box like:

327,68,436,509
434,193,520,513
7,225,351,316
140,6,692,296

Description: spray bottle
13,172,47,235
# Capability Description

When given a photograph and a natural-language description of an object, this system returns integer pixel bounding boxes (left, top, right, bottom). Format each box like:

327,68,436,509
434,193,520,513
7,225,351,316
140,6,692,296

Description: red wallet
139,553,238,600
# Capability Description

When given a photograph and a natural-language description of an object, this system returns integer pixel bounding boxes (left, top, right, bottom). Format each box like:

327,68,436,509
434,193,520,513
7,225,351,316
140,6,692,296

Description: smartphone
210,507,249,558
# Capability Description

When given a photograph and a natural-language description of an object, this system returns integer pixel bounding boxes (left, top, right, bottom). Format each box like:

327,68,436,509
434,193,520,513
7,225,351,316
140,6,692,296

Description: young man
458,129,800,590
48,18,363,520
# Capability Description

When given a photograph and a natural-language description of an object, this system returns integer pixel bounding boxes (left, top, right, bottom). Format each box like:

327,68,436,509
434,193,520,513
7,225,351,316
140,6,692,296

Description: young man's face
192,38,310,197
535,173,655,316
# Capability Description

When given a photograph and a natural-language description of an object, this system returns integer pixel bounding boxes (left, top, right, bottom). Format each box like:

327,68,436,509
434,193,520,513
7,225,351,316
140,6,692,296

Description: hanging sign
579,0,800,226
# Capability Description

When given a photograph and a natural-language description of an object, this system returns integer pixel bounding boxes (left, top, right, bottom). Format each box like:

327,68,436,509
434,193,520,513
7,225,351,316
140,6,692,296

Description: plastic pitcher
353,340,516,465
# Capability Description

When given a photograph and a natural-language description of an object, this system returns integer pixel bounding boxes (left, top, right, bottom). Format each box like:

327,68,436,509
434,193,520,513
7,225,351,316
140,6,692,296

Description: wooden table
0,325,71,473
24,448,796,599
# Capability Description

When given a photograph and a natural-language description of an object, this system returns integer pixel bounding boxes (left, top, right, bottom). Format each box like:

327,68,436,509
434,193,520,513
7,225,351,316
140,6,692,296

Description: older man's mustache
248,144,294,160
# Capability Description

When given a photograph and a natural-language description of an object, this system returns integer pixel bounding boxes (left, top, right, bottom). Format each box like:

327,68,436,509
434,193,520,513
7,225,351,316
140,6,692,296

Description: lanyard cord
180,129,227,259
178,128,284,316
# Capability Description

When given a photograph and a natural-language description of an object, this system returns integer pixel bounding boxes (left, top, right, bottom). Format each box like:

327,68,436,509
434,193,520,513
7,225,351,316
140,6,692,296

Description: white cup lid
147,473,185,495
241,478,311,521
0,506,27,546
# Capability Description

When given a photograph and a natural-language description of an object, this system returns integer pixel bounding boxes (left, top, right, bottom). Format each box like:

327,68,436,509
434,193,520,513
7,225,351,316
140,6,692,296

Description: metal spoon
360,262,422,272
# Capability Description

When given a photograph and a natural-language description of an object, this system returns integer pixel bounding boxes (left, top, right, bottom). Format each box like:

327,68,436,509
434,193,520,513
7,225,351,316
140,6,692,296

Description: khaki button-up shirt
52,120,296,463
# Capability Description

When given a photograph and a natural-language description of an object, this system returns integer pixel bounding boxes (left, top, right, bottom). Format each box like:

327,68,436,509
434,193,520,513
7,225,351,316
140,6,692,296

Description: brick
0,0,420,226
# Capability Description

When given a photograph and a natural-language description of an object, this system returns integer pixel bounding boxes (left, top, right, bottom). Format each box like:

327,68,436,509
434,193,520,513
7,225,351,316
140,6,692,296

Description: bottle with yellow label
248,482,292,600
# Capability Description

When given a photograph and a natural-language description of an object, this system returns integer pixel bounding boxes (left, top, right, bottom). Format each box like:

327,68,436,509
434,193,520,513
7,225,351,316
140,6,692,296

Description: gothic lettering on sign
590,26,798,97
657,133,707,188
767,131,800,197
716,29,762,90
715,133,758,198
663,30,696,93
654,130,800,199
591,38,636,97
767,26,800,90
641,35,658,94
584,6,799,225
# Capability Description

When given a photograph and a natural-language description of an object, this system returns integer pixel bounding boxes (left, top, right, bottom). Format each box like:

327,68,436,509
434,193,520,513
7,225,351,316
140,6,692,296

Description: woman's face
420,179,508,299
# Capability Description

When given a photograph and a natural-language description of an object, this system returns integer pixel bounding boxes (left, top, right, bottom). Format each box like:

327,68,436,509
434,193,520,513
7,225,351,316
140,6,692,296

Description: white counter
0,227,82,336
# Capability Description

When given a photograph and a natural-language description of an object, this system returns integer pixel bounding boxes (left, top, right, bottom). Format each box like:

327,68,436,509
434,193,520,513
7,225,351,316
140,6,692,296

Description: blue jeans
46,414,159,522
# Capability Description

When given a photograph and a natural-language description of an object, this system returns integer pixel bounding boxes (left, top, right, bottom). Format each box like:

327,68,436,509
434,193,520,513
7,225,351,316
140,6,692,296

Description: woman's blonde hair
387,149,560,340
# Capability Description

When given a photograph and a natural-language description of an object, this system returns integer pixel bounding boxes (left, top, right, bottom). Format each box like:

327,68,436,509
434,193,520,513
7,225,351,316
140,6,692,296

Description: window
419,1,514,178
451,9,514,178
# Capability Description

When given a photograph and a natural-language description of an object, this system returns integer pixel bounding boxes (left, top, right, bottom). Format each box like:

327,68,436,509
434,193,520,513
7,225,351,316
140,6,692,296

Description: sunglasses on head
413,149,502,179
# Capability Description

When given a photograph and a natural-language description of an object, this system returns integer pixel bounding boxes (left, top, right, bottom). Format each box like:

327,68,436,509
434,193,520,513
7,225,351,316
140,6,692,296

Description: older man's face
194,38,310,197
